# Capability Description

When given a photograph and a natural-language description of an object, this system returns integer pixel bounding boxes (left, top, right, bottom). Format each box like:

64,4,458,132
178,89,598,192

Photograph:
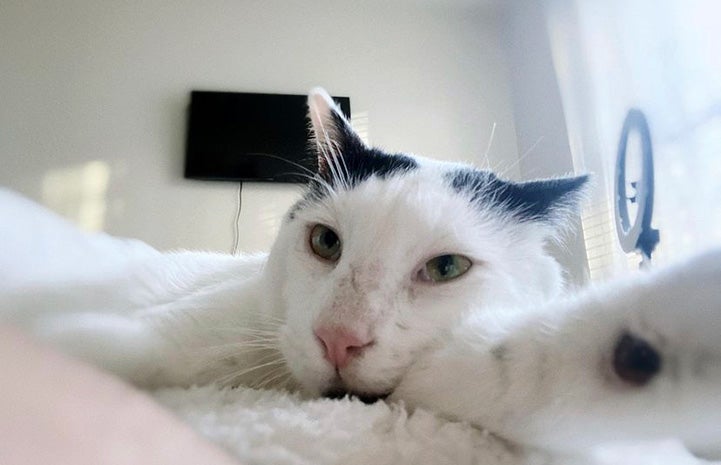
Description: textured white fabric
154,386,711,465
154,386,525,465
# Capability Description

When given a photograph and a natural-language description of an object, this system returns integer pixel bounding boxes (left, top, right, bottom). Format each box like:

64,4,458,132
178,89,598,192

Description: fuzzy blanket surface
154,386,523,465
154,385,708,465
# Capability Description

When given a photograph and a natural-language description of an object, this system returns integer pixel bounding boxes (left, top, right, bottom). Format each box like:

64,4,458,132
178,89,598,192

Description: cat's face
264,89,587,400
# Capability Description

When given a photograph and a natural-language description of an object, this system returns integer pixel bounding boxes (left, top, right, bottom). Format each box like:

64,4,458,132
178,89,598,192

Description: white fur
392,250,721,460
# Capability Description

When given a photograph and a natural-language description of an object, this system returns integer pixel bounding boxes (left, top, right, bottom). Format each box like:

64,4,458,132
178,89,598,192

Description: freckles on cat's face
272,174,494,399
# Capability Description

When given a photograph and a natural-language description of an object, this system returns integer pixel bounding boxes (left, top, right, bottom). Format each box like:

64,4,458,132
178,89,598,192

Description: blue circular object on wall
614,109,659,261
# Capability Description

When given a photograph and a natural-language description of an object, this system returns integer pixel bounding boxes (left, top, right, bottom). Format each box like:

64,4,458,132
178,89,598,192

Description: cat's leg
2,254,275,388
11,283,281,389
29,312,174,387
392,249,721,459
1,288,185,387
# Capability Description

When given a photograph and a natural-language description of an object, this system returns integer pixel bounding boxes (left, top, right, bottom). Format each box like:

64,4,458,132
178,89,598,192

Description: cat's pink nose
314,326,374,369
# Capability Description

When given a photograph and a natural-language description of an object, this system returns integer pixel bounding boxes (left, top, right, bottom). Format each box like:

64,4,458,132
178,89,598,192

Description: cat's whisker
244,350,285,364
497,136,544,179
280,373,297,391
256,314,286,323
196,343,279,355
212,356,287,387
482,121,497,170
194,342,275,353
251,362,289,386
314,126,339,189
318,126,339,181
254,368,293,390
242,152,317,179
331,136,351,190
187,338,281,359
218,321,282,330
198,341,282,361
195,334,280,348
315,110,350,192
206,149,338,200
198,325,281,336
196,327,279,336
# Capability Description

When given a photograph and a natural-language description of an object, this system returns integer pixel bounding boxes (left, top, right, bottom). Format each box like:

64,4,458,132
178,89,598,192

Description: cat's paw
611,331,663,386
583,249,721,458
628,248,721,354
392,248,721,459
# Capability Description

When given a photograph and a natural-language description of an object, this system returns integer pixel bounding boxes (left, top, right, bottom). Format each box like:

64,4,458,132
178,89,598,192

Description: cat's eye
309,224,342,262
418,254,472,283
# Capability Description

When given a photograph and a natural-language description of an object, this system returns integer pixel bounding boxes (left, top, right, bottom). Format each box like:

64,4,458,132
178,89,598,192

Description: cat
1,87,587,402
2,88,720,459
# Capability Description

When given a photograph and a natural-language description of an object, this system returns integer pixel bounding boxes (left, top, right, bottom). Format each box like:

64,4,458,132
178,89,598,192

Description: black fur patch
305,110,417,197
287,108,418,221
613,331,662,386
315,112,418,189
317,147,418,192
287,149,416,221
447,168,588,223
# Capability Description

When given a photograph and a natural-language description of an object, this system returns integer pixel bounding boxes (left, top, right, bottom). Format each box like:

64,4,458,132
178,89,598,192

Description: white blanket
156,386,518,465
154,385,706,465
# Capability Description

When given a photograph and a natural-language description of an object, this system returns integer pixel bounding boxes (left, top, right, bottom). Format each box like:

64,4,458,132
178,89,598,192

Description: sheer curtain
544,0,721,280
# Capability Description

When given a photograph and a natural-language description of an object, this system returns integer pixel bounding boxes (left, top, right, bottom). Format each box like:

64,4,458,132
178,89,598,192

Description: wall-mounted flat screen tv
184,91,351,183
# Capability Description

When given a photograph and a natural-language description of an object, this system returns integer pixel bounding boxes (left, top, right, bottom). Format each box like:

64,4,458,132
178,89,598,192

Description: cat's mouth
322,387,391,405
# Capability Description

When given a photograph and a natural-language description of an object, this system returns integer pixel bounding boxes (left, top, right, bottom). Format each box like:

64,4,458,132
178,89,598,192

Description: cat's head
264,88,587,400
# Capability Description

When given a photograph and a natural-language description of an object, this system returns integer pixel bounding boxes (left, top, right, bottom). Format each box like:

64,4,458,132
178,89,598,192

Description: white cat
2,88,719,459
1,88,586,400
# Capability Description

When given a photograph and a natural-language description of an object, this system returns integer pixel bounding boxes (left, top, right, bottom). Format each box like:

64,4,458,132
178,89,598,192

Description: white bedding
154,385,708,465
156,386,519,465
0,189,713,465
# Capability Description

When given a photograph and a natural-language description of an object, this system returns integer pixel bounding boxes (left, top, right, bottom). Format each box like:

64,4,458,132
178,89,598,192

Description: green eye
309,224,342,261
420,254,472,283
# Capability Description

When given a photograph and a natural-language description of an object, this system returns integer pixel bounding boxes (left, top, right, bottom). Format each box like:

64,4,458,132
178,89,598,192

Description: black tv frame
184,91,351,183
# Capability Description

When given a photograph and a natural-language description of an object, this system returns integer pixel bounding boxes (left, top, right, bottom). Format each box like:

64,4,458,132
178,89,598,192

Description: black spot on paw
613,331,662,386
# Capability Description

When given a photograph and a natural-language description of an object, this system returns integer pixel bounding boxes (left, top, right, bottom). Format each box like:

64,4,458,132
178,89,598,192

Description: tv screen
184,91,351,183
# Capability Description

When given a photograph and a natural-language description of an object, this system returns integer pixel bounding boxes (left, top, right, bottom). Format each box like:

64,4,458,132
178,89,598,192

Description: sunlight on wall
42,161,110,232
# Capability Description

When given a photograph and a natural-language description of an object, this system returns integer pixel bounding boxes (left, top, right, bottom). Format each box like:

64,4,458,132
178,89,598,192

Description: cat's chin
322,387,391,405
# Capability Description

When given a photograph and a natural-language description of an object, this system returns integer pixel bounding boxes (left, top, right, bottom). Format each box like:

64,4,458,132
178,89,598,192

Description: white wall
0,0,519,253
500,1,590,287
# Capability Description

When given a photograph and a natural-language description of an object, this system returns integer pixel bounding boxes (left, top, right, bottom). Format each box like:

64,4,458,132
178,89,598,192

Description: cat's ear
498,174,590,230
452,169,589,231
307,88,364,180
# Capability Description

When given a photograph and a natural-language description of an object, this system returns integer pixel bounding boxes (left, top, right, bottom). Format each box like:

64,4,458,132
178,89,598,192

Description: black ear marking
305,88,418,192
447,168,589,227
494,175,589,222
307,88,365,181
613,331,662,386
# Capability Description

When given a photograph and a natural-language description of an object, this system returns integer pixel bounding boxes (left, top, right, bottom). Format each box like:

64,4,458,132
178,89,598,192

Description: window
547,0,721,279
